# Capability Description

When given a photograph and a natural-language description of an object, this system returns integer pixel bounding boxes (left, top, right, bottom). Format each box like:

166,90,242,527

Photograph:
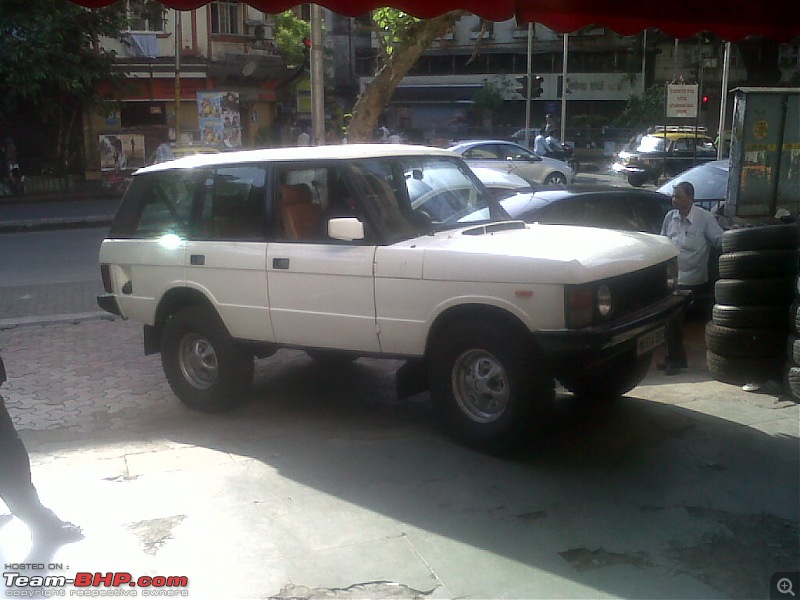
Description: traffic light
515,75,544,99
531,76,544,99
514,75,528,96
701,94,710,111
302,37,311,70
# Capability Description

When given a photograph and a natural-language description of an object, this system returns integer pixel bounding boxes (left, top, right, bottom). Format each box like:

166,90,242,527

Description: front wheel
543,172,567,186
161,305,253,413
558,350,652,399
429,320,554,452
627,173,647,187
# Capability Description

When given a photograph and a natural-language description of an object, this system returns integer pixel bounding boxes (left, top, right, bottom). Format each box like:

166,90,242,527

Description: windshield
346,156,507,242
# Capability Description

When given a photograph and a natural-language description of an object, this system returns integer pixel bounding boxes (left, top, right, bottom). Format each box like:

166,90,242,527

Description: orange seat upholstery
280,183,320,240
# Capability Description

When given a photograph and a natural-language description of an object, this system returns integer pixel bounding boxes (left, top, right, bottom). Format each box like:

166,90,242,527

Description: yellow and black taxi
612,126,717,187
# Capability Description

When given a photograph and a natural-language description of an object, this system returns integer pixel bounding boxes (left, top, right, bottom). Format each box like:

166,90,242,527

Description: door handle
273,258,290,270
190,254,205,266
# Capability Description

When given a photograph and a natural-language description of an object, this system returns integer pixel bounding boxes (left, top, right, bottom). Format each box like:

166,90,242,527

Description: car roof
644,132,714,142
657,159,730,199
448,140,528,151
501,185,670,217
136,143,459,174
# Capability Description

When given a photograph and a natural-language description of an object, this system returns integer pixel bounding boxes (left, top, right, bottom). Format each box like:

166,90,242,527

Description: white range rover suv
98,144,682,451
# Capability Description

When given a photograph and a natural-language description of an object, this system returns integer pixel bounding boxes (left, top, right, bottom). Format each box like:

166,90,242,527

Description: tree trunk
347,12,465,143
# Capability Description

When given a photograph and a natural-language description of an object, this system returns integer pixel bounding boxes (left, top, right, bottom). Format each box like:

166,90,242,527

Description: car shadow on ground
4,319,798,600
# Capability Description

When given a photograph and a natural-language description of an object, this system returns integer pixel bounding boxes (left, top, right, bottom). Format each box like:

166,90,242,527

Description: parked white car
98,144,681,452
448,139,576,186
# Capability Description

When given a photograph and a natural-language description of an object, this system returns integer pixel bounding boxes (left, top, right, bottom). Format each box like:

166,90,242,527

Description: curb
0,311,117,331
0,216,113,234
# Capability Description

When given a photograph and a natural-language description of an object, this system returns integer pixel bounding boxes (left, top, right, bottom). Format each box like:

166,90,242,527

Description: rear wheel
161,305,253,413
429,319,553,453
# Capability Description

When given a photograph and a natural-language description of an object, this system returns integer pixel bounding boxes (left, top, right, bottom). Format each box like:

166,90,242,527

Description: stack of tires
785,274,800,400
706,224,800,388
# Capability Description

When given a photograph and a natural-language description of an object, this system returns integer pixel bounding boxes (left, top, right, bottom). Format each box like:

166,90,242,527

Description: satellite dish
242,61,257,77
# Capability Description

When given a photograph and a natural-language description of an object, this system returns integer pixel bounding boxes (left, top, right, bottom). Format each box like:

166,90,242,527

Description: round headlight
597,284,612,317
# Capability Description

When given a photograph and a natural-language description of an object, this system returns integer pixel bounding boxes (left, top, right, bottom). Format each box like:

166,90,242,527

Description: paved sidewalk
0,317,797,599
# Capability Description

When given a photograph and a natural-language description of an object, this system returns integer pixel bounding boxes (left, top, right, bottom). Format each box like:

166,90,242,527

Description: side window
501,144,532,160
464,145,501,159
111,170,200,239
275,167,328,241
196,165,267,241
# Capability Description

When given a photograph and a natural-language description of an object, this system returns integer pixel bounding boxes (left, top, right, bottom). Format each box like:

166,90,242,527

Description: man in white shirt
659,181,724,375
533,130,548,156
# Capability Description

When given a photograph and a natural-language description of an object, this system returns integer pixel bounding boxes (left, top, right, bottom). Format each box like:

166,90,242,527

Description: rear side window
108,170,201,238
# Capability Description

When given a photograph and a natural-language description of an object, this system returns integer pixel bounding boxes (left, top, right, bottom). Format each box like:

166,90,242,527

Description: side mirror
328,217,365,241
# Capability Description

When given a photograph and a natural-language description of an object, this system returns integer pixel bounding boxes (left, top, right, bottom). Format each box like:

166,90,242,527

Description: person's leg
0,395,82,541
659,288,692,374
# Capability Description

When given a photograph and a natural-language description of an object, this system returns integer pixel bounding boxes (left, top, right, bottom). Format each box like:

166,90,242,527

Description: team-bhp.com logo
4,571,189,596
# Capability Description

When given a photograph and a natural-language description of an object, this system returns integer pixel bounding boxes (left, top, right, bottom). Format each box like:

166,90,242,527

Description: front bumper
534,293,687,366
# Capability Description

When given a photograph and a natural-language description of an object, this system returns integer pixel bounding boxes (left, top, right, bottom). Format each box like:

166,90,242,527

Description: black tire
429,319,553,452
628,173,647,187
544,172,567,186
721,224,800,254
785,365,800,401
714,277,796,307
161,305,254,413
706,351,784,386
558,349,652,399
711,304,790,330
717,250,799,280
788,335,800,365
704,323,787,358
791,302,800,335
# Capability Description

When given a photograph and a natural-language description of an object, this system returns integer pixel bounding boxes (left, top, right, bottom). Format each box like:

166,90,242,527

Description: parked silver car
448,140,576,186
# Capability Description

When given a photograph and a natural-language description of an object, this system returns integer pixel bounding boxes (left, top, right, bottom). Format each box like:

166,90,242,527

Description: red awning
68,0,800,42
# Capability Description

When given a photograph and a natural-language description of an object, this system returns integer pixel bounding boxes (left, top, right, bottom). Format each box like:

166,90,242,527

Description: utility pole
717,42,732,159
560,32,568,143
524,23,533,148
174,9,182,143
310,4,325,145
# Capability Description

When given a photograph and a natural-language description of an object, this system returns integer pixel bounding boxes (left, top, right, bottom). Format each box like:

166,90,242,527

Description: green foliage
614,84,666,129
372,8,419,56
0,0,128,118
272,10,311,67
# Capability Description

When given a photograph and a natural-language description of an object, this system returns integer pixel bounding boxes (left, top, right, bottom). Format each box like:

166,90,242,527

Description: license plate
637,326,665,356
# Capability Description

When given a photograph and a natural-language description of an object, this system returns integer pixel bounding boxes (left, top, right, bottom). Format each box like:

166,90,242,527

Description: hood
396,222,676,285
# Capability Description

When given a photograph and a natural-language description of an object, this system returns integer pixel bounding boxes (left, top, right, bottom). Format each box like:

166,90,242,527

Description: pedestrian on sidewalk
658,181,723,375
0,356,83,542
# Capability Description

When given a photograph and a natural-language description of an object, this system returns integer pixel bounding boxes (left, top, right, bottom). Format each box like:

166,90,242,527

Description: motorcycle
544,140,580,174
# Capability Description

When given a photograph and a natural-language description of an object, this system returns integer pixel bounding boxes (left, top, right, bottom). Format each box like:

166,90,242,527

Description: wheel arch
144,287,218,355
425,303,532,359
